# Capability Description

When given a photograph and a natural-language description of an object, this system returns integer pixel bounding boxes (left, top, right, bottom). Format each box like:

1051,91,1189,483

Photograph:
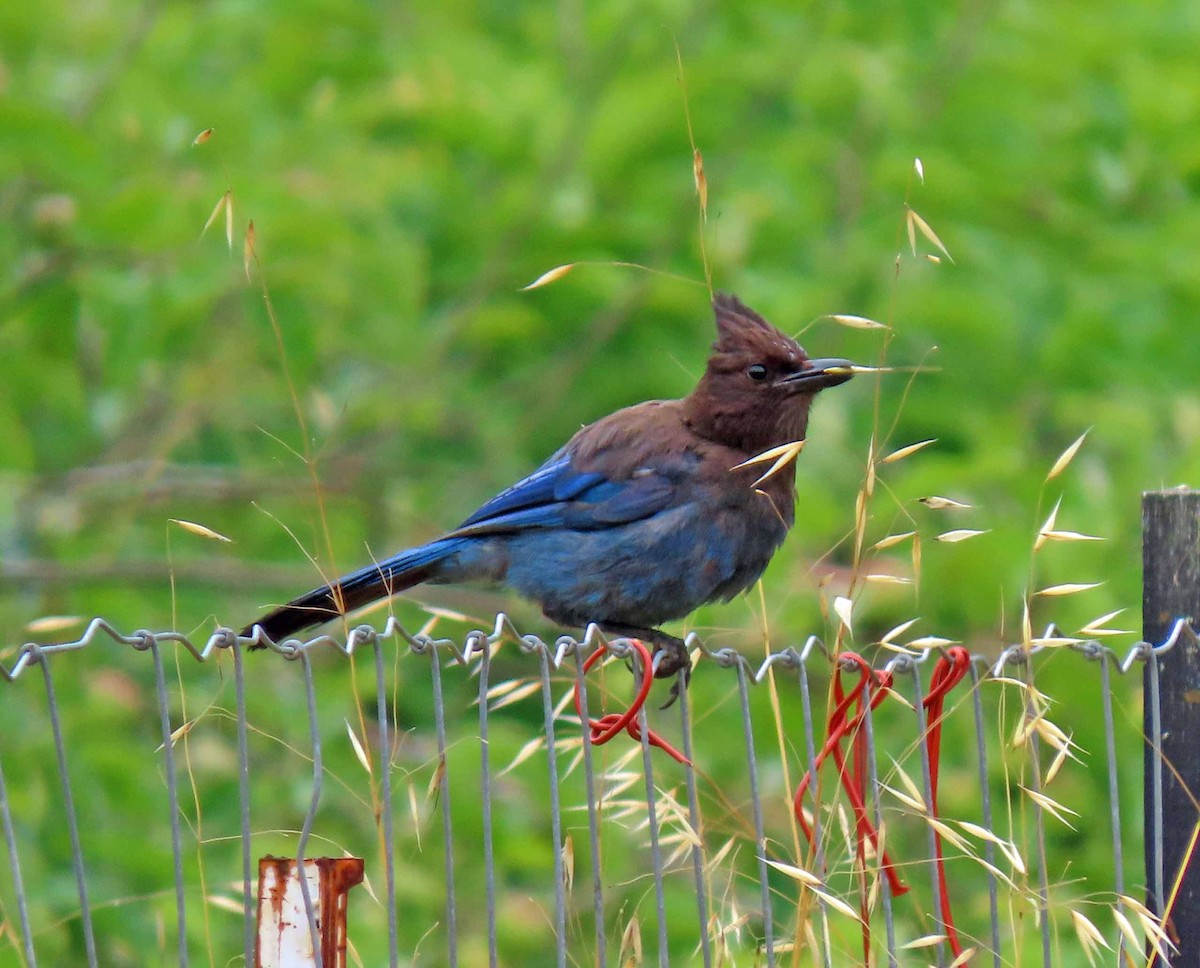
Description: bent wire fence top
0,613,1194,967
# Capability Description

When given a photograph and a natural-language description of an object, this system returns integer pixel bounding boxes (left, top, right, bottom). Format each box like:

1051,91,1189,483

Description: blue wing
456,455,600,527
447,453,681,538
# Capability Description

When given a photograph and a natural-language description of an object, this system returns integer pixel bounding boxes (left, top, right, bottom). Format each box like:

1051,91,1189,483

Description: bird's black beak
778,357,856,391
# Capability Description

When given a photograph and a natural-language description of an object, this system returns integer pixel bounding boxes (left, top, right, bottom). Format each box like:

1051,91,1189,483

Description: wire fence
1,612,1194,966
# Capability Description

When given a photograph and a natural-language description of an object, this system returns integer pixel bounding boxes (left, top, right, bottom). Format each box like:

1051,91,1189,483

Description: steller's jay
243,293,854,682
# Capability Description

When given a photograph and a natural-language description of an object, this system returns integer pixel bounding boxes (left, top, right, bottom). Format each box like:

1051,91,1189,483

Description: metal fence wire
0,614,1195,967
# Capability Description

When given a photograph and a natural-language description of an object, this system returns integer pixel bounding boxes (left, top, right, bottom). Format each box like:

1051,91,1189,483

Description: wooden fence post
1142,488,1200,962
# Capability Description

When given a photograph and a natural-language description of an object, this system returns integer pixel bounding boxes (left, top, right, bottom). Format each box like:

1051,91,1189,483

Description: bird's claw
653,640,692,710
601,626,691,709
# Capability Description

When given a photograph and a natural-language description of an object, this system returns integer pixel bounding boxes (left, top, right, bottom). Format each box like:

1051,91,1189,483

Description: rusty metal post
255,856,365,968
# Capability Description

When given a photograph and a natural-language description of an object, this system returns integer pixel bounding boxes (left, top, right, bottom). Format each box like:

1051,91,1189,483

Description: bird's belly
501,500,788,628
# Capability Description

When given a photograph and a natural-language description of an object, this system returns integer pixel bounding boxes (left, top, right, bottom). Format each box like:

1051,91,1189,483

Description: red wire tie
793,652,908,898
571,638,691,766
792,647,973,956
566,640,969,953
921,645,971,957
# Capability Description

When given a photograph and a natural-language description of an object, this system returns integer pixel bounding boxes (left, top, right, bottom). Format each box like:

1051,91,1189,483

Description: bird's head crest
710,293,808,370
684,293,854,453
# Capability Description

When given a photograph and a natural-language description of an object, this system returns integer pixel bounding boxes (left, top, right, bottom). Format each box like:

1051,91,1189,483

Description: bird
242,293,854,685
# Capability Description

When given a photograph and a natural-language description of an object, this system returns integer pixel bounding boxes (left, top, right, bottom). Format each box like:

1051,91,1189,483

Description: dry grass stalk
882,438,936,463
498,736,545,776
618,913,642,966
864,573,912,586
407,785,421,851
905,206,954,262
926,816,971,853
810,887,860,922
1041,529,1103,543
205,893,243,915
872,530,916,551
345,720,372,775
425,759,444,804
1079,609,1134,636
1020,785,1079,829
201,191,230,242
765,859,822,887
1035,581,1102,597
920,496,973,510
520,263,575,290
1070,908,1111,965
833,595,854,633
880,617,920,646
1033,497,1063,552
243,220,256,281
561,834,574,892
1118,893,1172,962
24,615,84,634
169,518,232,542
1046,430,1090,481
882,783,926,814
901,933,947,950
732,440,807,487
936,528,989,543
891,760,926,811
487,679,543,712
828,313,890,331
906,635,958,650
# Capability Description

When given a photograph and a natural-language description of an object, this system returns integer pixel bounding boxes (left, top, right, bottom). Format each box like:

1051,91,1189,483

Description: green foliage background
1,1,1198,965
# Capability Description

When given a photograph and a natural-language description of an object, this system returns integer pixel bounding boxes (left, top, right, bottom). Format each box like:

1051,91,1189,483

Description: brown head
682,293,853,453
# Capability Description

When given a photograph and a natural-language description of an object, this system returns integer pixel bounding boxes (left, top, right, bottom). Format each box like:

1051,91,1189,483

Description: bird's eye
747,364,769,382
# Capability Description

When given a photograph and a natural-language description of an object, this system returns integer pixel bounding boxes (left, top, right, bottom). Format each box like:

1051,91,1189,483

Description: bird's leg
598,624,692,709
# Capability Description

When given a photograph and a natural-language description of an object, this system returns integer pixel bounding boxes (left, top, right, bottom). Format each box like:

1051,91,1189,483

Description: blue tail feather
243,539,460,643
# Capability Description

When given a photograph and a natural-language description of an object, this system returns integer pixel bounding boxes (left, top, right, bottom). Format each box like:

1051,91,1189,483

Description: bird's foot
600,625,692,710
